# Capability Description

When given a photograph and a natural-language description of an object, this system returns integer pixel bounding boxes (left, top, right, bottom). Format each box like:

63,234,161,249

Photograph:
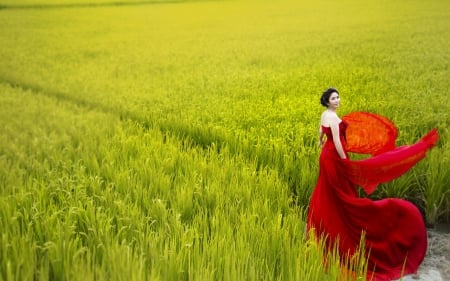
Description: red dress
307,112,439,281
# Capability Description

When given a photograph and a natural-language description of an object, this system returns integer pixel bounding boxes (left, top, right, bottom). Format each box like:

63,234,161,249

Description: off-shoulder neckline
321,120,345,128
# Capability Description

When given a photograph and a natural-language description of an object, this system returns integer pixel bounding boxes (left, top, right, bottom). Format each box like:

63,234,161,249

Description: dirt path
397,228,450,281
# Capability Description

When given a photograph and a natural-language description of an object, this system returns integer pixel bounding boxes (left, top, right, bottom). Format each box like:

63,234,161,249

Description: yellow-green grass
0,0,188,8
0,0,449,279
0,83,368,280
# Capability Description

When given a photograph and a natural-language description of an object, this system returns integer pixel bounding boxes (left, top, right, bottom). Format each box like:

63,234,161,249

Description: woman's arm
330,121,347,159
319,126,324,147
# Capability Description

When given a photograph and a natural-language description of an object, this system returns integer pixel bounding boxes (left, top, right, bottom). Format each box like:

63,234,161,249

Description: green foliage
0,0,449,279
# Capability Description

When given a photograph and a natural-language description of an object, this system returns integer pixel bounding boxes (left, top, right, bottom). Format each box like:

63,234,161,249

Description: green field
1,0,449,280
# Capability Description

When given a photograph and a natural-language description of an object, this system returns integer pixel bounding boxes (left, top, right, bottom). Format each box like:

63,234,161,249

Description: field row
1,81,369,280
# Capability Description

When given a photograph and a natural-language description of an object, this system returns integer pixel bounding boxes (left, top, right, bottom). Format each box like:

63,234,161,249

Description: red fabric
342,112,398,156
307,112,438,281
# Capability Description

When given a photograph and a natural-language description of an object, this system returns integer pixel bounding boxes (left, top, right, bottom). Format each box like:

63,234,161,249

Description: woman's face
327,92,340,109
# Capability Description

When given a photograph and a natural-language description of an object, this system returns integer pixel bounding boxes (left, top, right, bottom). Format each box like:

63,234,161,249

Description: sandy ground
395,228,450,281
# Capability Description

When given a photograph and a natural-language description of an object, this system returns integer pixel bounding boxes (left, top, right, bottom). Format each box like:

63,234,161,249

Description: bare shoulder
321,111,340,127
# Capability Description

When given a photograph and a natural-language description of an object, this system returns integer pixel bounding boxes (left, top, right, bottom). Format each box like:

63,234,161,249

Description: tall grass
0,0,186,8
0,83,369,280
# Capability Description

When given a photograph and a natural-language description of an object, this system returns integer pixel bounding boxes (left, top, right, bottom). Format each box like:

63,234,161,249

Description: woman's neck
326,108,337,113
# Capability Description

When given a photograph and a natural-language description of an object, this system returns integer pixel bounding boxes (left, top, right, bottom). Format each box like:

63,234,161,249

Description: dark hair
320,87,339,107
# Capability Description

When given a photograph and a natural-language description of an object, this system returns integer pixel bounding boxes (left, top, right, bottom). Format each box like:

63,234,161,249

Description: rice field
0,0,449,280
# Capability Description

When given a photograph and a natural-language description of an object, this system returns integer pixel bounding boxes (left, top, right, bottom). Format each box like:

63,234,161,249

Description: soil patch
397,228,450,281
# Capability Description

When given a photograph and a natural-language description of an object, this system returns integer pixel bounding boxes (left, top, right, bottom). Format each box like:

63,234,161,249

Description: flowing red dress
306,112,439,281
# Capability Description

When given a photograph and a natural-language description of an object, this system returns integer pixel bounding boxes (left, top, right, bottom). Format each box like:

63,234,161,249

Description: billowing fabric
307,111,438,281
343,111,398,156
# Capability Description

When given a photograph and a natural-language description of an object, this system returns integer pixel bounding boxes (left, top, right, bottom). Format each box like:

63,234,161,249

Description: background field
0,0,449,280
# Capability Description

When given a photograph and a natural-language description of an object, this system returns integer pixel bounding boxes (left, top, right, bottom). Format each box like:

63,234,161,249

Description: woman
307,88,439,281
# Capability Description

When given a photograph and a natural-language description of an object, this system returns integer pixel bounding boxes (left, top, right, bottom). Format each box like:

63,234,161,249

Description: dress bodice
321,121,347,143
